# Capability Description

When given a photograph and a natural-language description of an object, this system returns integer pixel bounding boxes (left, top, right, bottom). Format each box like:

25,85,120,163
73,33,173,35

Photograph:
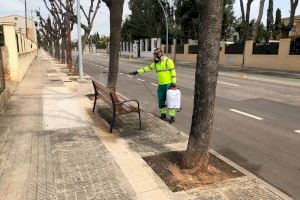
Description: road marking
127,75,133,78
218,81,240,87
137,78,145,82
230,109,263,120
100,66,104,68
119,73,124,75
151,83,158,86
104,67,108,70
96,64,99,67
295,130,300,134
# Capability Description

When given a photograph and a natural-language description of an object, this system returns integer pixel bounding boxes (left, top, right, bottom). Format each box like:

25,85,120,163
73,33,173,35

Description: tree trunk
181,0,224,172
252,0,265,42
266,0,274,42
104,0,125,89
49,40,53,57
66,26,72,71
282,0,299,38
243,0,253,41
55,39,61,61
61,36,66,64
66,0,73,72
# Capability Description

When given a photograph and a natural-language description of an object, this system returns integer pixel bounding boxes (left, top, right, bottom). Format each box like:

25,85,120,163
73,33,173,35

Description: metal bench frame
92,80,142,133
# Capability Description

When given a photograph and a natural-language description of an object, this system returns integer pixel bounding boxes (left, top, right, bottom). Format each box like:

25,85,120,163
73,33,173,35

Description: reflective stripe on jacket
137,57,176,85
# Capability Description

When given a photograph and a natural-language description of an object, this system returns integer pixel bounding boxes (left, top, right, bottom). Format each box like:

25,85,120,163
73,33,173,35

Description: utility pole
77,0,84,79
157,0,168,54
66,0,73,73
25,0,28,37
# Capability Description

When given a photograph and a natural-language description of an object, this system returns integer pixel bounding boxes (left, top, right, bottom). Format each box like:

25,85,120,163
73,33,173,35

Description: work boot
160,114,167,120
169,117,175,124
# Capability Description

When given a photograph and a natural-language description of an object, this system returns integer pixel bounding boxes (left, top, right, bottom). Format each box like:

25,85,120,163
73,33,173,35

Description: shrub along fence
252,42,279,55
0,25,4,47
290,38,300,55
0,49,5,94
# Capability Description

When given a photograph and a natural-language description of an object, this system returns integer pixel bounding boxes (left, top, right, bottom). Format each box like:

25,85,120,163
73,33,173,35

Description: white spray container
166,87,181,109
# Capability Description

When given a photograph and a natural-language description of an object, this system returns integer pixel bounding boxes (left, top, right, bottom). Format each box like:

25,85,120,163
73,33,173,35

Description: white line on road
100,66,103,68
151,83,158,86
137,78,145,82
127,75,133,78
119,73,124,75
96,65,99,67
295,130,300,134
230,109,263,120
218,81,240,87
104,67,108,70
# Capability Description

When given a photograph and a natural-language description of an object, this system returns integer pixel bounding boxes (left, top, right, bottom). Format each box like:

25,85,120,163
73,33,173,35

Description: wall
1,22,38,82
0,15,37,42
244,39,300,71
0,46,10,113
0,46,9,75
219,39,300,72
120,37,300,72
219,42,243,66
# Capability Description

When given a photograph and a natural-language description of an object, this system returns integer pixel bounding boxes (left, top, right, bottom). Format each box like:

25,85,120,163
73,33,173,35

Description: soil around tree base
143,151,244,192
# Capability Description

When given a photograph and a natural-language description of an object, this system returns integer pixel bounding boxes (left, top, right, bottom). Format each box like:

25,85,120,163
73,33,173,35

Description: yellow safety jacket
137,57,176,85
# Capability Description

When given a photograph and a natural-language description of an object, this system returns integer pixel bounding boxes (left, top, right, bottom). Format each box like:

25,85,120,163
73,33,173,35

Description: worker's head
153,48,163,63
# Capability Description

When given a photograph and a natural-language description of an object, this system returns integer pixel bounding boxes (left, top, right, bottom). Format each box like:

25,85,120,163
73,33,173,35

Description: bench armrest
116,99,140,110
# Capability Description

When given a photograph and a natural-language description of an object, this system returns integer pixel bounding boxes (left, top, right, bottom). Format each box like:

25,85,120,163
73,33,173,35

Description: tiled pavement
0,52,134,200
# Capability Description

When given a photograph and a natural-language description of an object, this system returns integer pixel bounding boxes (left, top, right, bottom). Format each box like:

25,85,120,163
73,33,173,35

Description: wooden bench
92,80,142,133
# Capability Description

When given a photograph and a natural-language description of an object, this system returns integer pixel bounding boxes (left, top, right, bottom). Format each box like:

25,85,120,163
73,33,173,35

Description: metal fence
176,45,184,54
290,38,300,55
225,42,244,54
188,45,198,54
253,42,279,55
0,25,4,47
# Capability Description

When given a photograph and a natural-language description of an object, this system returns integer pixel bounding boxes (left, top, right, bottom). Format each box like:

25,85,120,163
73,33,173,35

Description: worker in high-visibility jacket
130,48,177,123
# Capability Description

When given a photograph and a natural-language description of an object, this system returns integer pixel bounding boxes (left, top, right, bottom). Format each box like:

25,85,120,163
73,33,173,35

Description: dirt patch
143,151,244,192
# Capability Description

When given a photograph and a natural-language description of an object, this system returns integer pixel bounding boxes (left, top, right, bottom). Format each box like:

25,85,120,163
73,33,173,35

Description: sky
0,0,299,37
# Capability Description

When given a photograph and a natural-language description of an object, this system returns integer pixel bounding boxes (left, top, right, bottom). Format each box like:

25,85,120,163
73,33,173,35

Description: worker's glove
130,71,138,75
171,83,176,88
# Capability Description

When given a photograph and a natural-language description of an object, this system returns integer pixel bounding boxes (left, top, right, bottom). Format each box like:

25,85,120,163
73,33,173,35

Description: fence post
278,38,291,57
243,40,253,68
2,23,19,81
184,44,189,55
219,41,225,66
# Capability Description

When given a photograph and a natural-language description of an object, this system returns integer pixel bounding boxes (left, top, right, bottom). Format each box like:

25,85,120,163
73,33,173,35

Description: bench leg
93,94,97,112
110,111,116,133
138,110,142,130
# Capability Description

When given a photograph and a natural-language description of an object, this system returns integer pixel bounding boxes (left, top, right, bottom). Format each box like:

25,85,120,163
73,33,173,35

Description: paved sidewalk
0,51,134,200
0,51,293,200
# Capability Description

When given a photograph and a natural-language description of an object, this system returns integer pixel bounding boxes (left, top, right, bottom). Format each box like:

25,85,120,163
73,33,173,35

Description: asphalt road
74,52,300,199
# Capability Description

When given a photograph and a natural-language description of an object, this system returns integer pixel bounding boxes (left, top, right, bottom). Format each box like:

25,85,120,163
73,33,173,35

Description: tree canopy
122,0,236,42
122,0,172,41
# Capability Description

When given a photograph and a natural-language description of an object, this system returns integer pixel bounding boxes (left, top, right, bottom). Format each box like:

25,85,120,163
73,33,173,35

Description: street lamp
157,0,169,54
